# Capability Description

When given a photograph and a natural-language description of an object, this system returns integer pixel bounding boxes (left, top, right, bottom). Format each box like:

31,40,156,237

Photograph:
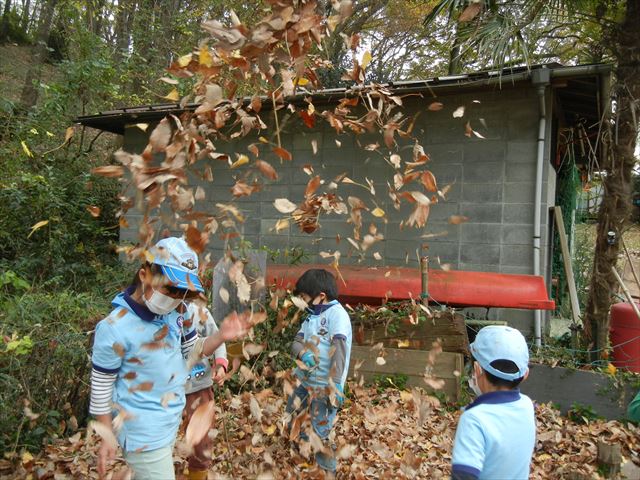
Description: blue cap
470,326,529,381
149,237,204,293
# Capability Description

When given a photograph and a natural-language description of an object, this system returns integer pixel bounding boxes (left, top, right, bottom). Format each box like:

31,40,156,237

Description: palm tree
424,0,640,355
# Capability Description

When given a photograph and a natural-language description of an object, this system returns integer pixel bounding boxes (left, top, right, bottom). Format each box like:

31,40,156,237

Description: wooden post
612,267,640,321
597,440,622,478
553,207,582,327
420,256,429,307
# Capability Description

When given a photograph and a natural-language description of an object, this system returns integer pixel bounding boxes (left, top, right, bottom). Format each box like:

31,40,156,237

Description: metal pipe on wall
532,69,551,348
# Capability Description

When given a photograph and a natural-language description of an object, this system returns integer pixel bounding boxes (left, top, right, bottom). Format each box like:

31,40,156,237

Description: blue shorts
285,384,338,472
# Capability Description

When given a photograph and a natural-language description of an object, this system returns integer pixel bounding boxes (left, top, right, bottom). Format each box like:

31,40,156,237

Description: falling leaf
373,252,382,260
607,363,617,375
452,106,465,118
91,165,125,178
219,287,230,304
459,1,483,21
376,356,386,365
361,50,372,70
291,296,308,311
128,381,154,393
21,140,33,157
149,119,173,152
27,220,49,238
305,175,322,197
185,400,215,447
372,207,385,217
428,102,444,111
123,372,137,380
448,215,469,225
255,160,278,180
311,139,318,155
230,154,249,168
272,146,292,161
161,392,177,408
390,154,401,168
273,198,297,214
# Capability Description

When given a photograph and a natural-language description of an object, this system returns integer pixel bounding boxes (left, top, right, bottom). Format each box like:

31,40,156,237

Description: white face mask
468,373,483,397
144,287,182,315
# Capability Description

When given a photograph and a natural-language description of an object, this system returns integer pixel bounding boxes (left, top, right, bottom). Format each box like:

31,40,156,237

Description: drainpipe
531,69,551,348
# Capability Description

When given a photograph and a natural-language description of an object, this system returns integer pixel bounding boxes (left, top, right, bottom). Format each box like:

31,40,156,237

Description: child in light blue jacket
286,268,352,476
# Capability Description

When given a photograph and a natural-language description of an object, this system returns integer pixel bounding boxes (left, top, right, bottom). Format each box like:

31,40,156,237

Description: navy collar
307,300,337,315
122,285,156,322
466,389,521,410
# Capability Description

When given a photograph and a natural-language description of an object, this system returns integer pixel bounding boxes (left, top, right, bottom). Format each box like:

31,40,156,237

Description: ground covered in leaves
4,384,640,479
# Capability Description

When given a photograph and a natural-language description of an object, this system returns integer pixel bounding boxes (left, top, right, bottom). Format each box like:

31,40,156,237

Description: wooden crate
348,345,464,401
355,310,470,357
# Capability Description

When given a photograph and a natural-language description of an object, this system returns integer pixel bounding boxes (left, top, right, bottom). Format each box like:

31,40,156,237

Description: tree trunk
19,0,57,108
20,0,31,32
584,0,640,354
0,0,13,42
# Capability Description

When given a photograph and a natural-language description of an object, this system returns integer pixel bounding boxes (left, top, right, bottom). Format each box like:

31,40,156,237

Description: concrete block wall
119,85,556,334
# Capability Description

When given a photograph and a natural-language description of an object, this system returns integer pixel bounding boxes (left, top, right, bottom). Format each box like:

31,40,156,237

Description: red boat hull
266,264,555,310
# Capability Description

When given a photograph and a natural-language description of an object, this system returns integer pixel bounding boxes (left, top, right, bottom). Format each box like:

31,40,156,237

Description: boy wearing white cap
89,237,250,479
451,325,535,480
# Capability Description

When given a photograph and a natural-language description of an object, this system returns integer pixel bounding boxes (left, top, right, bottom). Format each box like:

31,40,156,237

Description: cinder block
501,244,533,267
459,243,500,265
461,223,502,244
320,147,357,166
293,131,323,150
424,122,466,144
424,241,461,265
500,265,534,275
506,161,537,182
428,202,461,222
425,144,463,164
506,141,538,164
463,161,505,183
458,263,500,273
429,164,463,185
383,239,431,264
507,104,539,141
504,182,535,203
462,183,503,203
503,203,535,224
460,203,502,224
463,140,506,164
502,224,534,245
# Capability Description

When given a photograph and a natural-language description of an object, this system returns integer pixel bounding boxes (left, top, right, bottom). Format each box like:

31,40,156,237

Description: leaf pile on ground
5,383,639,479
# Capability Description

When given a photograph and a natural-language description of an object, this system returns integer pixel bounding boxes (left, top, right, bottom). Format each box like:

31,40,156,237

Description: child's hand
219,311,251,342
301,351,316,368
212,365,226,386
97,439,116,478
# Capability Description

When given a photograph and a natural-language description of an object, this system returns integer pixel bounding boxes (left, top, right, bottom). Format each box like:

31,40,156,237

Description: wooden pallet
354,310,470,357
348,345,464,401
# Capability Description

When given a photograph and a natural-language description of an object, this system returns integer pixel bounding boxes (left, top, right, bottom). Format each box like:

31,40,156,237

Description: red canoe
266,264,555,310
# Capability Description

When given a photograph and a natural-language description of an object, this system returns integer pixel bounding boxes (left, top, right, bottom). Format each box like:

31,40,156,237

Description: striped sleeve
89,368,116,415
181,329,198,357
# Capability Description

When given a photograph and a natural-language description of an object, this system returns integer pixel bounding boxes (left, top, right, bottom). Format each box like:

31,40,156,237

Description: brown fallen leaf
185,400,215,447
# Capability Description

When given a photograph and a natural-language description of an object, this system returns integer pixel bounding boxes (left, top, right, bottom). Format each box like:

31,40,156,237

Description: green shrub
0,286,115,452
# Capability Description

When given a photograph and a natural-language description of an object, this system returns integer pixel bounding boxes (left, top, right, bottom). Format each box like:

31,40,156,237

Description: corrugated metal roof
75,63,612,135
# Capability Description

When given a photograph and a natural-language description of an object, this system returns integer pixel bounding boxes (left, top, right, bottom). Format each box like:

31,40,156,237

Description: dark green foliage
567,402,602,424
0,283,115,452
372,373,409,392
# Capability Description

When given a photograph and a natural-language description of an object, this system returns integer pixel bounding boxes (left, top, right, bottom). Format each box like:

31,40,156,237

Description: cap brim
160,265,204,293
